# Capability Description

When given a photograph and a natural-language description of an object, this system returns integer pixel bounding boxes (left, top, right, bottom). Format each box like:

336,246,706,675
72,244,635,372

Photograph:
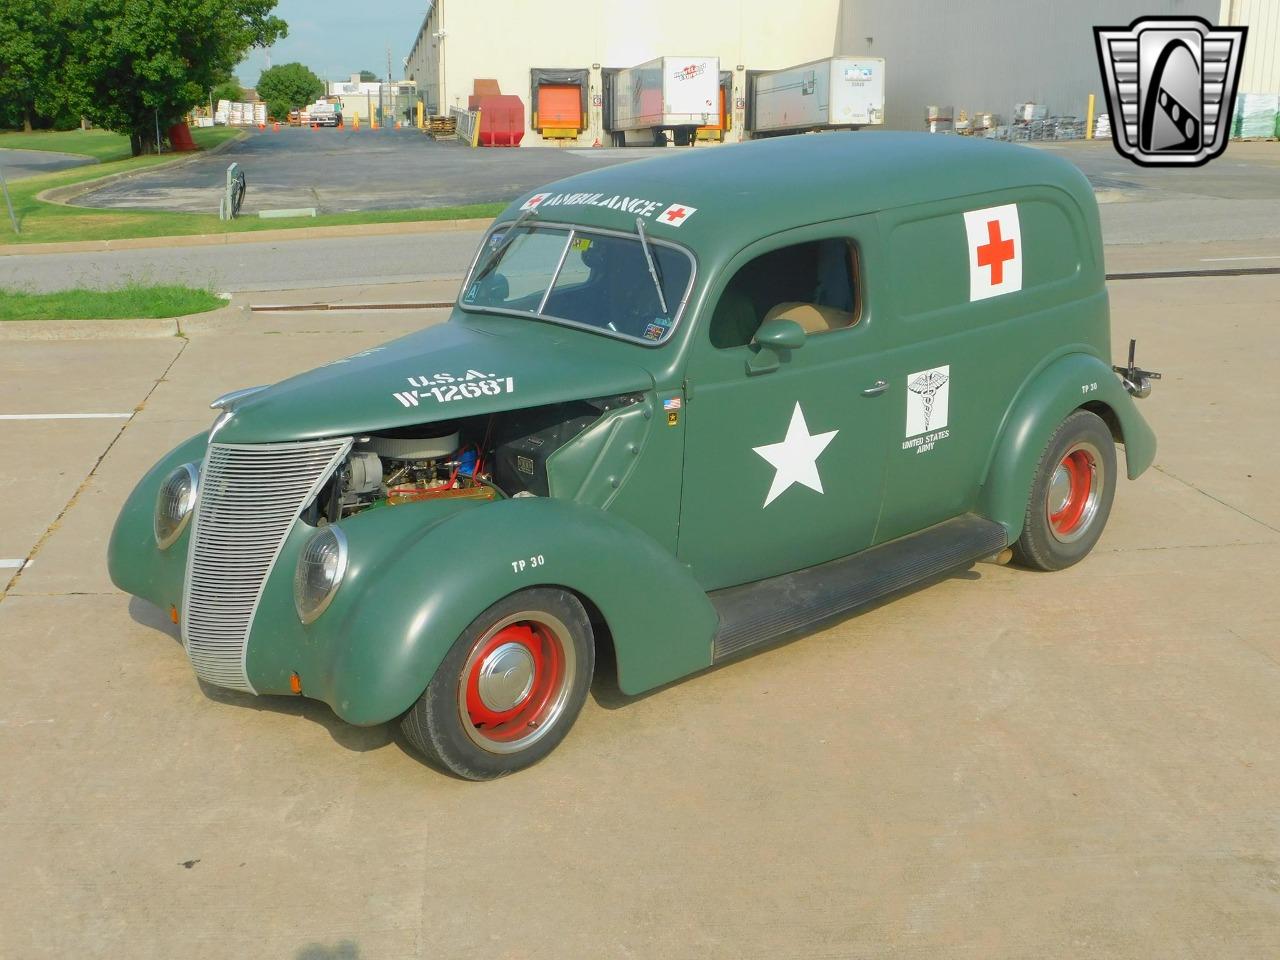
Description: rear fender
977,352,1156,539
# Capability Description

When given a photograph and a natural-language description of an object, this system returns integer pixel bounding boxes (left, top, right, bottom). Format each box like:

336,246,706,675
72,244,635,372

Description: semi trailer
608,56,720,146
750,57,885,135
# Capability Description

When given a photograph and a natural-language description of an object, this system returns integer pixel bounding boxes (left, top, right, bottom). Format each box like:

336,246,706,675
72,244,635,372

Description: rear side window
710,238,860,349
890,197,1083,320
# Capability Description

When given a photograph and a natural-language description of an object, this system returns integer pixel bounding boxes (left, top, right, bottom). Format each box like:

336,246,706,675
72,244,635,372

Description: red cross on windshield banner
962,204,1022,301
658,203,697,227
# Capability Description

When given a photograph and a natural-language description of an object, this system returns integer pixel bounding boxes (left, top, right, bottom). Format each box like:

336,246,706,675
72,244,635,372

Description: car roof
504,132,1094,252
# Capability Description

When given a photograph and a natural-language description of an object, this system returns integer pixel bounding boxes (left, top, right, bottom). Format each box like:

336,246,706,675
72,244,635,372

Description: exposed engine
306,395,642,524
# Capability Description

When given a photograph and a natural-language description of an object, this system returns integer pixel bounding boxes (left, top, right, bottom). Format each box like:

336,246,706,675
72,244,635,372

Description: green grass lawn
0,283,227,321
0,126,243,163
0,128,135,162
0,125,505,245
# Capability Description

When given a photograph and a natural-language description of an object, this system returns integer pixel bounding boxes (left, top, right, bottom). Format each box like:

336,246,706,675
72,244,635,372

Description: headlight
154,462,199,549
294,526,348,624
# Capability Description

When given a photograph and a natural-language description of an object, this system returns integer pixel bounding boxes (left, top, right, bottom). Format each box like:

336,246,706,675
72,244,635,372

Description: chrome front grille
182,437,352,691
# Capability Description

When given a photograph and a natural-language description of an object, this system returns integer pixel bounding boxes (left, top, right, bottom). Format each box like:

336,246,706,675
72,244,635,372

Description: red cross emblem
976,219,1016,285
658,203,697,227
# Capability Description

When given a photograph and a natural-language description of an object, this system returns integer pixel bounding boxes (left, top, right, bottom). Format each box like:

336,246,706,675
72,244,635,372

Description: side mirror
748,318,805,373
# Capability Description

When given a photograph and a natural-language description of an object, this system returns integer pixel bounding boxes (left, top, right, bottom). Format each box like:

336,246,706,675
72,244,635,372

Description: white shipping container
751,57,885,134
611,56,720,132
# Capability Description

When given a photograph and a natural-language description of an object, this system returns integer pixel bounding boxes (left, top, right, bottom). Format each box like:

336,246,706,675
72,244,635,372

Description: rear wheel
400,588,594,780
1012,410,1117,571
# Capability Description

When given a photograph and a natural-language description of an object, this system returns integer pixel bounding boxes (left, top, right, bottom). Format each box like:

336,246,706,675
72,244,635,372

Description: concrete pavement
1,246,1278,957
0,227,487,293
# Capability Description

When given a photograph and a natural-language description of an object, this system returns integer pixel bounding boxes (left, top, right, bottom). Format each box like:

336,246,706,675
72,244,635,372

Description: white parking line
0,559,26,570
0,413,133,420
1200,255,1280,262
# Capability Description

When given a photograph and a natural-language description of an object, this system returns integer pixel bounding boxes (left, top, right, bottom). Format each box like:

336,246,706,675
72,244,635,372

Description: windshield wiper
472,207,535,285
635,216,669,316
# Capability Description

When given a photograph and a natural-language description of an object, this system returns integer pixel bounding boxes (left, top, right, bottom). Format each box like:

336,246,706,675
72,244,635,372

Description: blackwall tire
1012,410,1117,572
400,588,594,780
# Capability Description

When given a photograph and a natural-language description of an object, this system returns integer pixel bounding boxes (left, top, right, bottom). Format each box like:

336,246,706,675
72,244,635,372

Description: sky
236,0,429,88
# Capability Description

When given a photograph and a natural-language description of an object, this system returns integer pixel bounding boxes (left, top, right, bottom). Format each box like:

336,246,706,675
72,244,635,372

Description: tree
0,0,74,131
257,62,325,124
66,0,286,155
358,70,379,83
212,80,245,105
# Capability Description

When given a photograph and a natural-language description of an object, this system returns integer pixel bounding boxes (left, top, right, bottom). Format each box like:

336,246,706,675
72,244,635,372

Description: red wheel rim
460,619,568,750
1050,450,1093,534
1046,442,1104,544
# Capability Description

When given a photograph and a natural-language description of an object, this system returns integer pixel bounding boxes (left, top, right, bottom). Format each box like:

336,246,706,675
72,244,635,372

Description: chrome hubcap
1048,463,1073,515
476,642,536,713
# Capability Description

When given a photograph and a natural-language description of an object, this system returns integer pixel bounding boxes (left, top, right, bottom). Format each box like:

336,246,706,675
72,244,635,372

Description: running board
709,515,1008,662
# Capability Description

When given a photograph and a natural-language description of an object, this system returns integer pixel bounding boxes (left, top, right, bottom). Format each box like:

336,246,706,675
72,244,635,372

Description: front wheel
400,588,594,780
1012,410,1117,571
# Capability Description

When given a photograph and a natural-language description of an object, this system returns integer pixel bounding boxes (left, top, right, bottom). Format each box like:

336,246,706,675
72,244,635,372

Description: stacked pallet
425,115,457,138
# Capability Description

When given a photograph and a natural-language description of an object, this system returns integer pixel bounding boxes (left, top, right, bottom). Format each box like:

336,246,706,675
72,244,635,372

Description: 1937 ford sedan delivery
109,133,1157,779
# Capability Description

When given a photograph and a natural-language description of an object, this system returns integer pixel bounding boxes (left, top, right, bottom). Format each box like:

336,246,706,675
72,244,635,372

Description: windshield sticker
643,321,669,341
657,204,697,227
392,369,514,408
514,191,701,227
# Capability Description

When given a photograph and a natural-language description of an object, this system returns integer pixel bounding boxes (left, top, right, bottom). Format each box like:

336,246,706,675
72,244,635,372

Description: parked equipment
609,56,720,146
750,57,885,136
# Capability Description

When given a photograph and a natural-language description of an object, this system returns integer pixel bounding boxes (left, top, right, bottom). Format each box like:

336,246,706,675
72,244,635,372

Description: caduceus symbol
908,370,949,432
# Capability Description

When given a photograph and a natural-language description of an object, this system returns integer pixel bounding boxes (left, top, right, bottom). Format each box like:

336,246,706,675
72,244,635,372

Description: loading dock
698,71,734,141
530,68,589,140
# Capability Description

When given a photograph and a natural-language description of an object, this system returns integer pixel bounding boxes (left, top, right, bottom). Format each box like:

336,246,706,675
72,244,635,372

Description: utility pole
387,46,394,124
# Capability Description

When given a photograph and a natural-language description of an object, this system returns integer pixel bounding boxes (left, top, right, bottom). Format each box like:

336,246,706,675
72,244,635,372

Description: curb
0,216,495,257
34,130,248,207
0,299,244,341
0,317,181,340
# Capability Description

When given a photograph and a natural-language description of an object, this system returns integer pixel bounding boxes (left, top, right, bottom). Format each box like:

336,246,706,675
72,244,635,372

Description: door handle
861,379,888,397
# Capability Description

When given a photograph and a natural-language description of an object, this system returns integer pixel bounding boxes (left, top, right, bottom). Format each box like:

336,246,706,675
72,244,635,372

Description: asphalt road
2,258,1279,958
0,147,95,181
75,127,653,215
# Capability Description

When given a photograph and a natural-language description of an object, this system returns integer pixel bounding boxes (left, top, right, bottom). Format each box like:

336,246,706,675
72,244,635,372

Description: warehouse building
835,0,1279,130
405,0,1280,144
405,0,842,146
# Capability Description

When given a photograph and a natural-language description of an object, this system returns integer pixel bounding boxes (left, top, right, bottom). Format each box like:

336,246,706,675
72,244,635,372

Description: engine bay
303,394,643,525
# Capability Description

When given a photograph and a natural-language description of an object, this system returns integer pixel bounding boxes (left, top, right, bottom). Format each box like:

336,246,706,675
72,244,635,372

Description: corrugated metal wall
1223,0,1280,92
834,0,1220,129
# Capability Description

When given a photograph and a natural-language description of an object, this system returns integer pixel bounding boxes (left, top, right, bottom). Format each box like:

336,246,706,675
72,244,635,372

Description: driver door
676,219,892,591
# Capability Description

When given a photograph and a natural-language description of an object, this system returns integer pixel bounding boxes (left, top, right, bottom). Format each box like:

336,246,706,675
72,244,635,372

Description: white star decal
752,402,839,508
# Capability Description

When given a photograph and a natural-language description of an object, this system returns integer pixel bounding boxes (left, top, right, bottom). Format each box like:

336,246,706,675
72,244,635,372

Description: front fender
976,352,1157,539
107,431,209,609
248,497,718,726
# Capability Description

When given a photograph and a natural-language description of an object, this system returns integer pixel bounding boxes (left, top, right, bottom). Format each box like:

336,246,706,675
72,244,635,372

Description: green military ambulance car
109,133,1157,779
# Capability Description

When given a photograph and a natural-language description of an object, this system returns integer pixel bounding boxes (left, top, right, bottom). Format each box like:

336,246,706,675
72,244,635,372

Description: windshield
459,224,694,344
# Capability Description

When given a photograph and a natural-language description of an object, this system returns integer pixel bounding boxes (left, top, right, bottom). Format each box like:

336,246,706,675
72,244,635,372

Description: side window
709,238,860,350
